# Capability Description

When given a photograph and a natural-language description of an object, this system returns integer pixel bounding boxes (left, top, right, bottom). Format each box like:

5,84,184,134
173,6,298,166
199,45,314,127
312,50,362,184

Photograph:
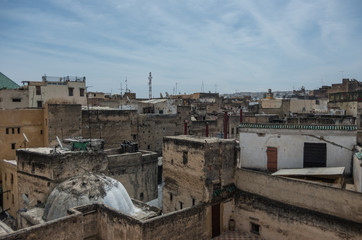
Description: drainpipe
224,112,228,139
240,108,243,123
205,122,209,137
184,120,188,135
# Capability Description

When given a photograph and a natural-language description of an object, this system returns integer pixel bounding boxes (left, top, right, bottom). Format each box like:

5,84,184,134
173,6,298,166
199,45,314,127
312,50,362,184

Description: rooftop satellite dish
23,133,29,143
56,136,64,150
22,194,33,206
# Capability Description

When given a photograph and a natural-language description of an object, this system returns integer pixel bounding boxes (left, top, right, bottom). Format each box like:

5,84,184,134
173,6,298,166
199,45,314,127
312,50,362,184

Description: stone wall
0,211,84,240
234,190,362,240
82,109,138,149
235,168,362,223
162,136,235,214
17,150,107,210
45,104,82,147
107,151,158,201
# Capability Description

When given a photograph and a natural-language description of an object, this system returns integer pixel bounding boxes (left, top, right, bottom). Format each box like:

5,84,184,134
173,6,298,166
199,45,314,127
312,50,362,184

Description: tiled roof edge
238,123,357,131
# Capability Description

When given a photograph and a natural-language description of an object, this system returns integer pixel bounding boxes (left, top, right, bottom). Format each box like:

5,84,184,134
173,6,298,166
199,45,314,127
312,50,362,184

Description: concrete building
22,75,87,107
238,123,356,174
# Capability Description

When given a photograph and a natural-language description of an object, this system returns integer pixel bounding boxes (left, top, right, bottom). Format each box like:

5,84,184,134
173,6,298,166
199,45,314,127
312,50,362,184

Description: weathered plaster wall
239,128,355,174
45,104,82,147
0,109,44,160
1,160,18,218
235,168,362,223
82,109,138,149
0,212,84,240
234,190,362,240
107,151,158,201
0,89,28,109
17,150,107,210
162,136,235,214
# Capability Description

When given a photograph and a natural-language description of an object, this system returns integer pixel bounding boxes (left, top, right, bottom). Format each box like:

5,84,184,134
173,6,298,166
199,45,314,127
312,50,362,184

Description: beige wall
0,89,28,109
28,81,87,107
1,160,18,217
235,168,362,223
0,109,45,160
234,190,362,240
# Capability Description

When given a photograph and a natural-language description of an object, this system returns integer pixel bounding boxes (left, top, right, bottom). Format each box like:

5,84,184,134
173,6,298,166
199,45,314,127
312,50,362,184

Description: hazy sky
1,0,362,98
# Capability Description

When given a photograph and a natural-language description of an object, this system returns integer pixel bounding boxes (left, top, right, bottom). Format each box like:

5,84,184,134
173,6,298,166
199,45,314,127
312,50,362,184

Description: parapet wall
235,168,362,223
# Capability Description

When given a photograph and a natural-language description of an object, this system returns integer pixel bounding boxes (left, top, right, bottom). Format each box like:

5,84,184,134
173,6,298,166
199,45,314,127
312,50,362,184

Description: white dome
43,174,135,221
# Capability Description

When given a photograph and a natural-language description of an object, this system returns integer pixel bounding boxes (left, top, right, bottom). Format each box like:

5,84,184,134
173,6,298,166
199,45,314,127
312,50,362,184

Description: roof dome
43,174,135,221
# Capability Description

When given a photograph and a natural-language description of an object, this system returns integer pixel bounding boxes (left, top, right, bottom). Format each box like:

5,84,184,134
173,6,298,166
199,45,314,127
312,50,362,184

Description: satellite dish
23,133,29,143
56,136,64,150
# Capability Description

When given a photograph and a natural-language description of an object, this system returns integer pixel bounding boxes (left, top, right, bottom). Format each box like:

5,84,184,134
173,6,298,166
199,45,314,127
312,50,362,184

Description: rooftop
0,72,20,90
238,123,357,131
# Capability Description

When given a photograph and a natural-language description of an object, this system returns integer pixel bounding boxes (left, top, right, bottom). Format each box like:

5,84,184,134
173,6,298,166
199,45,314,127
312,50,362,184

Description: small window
251,222,260,235
12,194,14,204
37,101,42,108
12,128,15,134
147,145,150,150
80,88,85,97
140,192,144,201
17,128,20,134
12,98,21,102
11,173,13,184
159,110,163,114
192,198,195,206
183,151,188,165
68,88,74,96
170,193,173,201
11,143,15,149
36,86,41,95
6,128,9,134
231,128,234,135
40,130,43,135
179,201,183,210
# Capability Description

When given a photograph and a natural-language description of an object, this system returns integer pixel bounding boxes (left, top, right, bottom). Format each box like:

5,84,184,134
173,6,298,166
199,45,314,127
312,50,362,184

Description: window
12,98,21,102
147,145,150,150
12,128,15,134
40,130,43,135
68,88,74,96
37,101,43,108
36,86,41,95
303,143,326,168
12,194,14,204
11,173,13,184
11,143,15,149
170,193,173,201
159,110,163,114
80,88,85,97
251,222,260,234
183,151,188,165
140,192,144,201
17,128,20,134
192,198,195,206
179,201,183,210
6,128,9,134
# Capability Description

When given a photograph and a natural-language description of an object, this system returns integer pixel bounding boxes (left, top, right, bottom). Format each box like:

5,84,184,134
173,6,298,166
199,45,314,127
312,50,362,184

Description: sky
1,0,362,98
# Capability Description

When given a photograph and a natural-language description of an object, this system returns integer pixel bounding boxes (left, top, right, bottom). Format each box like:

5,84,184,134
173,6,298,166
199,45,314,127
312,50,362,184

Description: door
303,143,326,168
212,204,220,237
267,147,278,172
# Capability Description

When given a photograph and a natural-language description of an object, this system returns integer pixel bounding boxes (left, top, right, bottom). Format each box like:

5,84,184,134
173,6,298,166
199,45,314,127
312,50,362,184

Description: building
238,123,356,174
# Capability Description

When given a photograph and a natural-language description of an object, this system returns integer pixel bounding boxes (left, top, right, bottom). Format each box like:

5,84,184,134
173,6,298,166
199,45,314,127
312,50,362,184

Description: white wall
239,128,356,174
353,146,362,192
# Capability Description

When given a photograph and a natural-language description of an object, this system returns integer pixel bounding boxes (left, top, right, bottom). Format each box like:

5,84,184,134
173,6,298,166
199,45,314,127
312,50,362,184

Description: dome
43,174,136,221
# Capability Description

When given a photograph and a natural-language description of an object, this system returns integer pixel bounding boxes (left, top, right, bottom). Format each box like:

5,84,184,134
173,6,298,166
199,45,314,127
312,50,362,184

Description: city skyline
1,0,362,97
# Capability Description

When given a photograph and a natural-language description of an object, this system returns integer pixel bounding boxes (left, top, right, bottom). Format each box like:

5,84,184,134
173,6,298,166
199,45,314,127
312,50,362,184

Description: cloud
1,0,362,97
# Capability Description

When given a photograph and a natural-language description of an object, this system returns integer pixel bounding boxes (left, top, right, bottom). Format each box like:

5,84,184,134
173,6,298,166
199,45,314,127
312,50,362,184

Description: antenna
148,72,152,99
56,136,64,150
23,133,29,143
125,76,128,93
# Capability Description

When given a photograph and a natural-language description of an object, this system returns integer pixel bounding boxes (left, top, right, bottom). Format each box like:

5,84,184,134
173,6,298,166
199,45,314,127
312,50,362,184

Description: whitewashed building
238,123,356,174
